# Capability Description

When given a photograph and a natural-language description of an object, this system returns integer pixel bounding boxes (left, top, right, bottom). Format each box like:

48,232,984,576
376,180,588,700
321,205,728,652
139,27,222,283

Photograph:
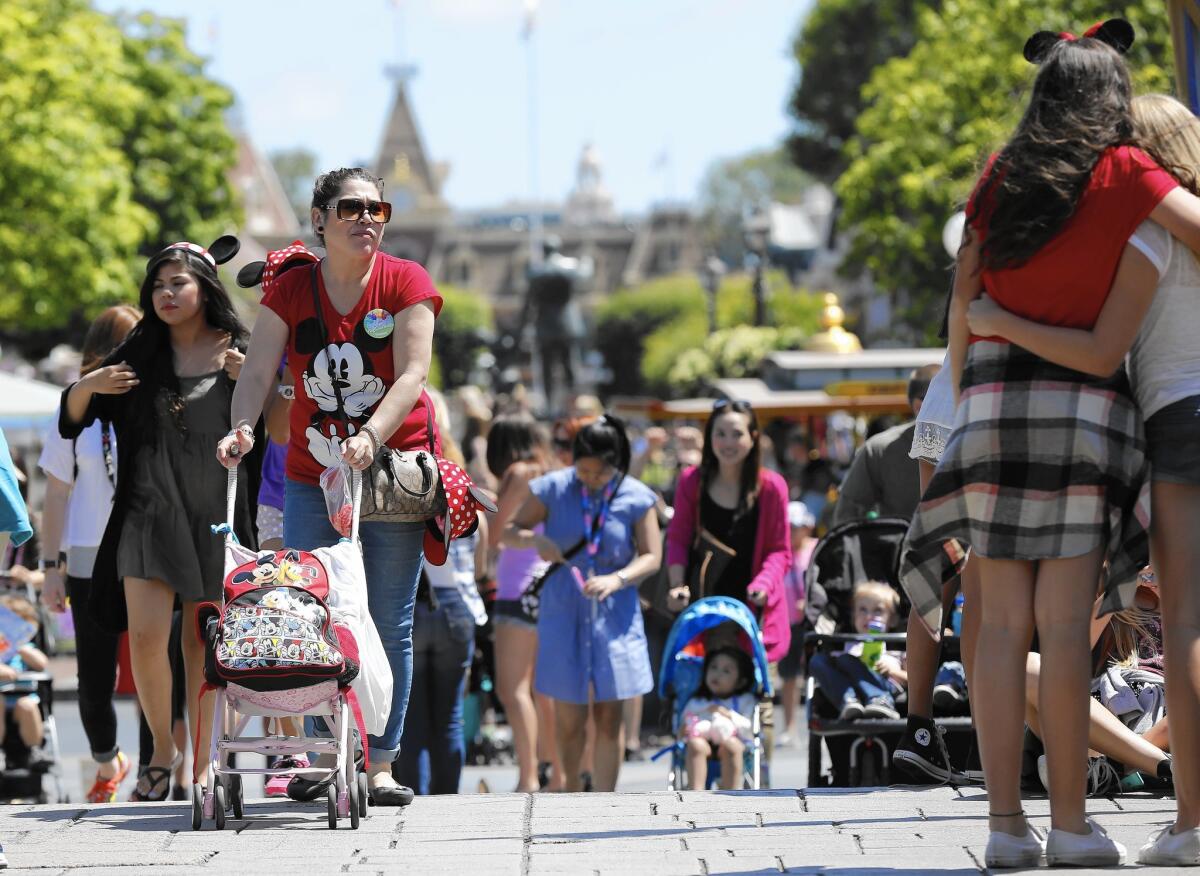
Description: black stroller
802,517,972,787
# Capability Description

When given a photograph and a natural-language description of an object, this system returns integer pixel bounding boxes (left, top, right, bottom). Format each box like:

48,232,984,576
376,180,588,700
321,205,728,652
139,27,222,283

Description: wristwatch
277,384,295,400
615,570,630,588
38,558,62,573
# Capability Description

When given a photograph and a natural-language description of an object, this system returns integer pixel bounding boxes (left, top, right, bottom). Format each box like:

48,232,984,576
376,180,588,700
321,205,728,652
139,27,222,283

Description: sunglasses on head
712,398,753,413
324,197,393,224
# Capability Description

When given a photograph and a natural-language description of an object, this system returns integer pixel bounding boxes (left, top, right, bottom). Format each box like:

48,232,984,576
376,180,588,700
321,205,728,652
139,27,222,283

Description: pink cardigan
667,466,793,662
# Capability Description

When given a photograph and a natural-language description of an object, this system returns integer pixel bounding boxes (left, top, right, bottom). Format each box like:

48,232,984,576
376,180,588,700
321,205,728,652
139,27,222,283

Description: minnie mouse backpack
200,549,359,692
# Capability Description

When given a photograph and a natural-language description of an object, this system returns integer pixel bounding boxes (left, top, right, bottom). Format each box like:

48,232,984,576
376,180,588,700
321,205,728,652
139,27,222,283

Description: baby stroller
657,597,770,790
191,469,384,830
802,517,971,787
0,578,65,803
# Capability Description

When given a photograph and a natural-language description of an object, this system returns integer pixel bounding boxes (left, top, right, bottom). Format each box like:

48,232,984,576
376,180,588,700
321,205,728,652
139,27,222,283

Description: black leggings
66,577,184,765
66,576,121,763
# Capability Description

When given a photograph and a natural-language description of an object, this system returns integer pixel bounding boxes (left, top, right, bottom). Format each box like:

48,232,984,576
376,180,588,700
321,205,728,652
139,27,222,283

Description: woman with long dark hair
900,23,1200,867
218,167,441,807
963,92,1200,866
486,415,560,792
665,401,791,672
60,238,260,801
502,415,661,792
38,305,140,802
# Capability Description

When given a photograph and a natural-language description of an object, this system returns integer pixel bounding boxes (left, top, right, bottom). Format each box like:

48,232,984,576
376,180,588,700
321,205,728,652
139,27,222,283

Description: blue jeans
393,590,475,794
809,652,894,706
284,478,424,764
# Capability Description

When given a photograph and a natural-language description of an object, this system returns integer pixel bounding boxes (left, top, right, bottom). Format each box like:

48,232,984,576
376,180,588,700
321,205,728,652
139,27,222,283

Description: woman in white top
38,305,140,803
966,93,1200,867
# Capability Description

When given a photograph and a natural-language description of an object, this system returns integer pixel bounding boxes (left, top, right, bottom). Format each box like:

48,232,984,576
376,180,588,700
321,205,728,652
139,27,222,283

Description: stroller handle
223,464,365,545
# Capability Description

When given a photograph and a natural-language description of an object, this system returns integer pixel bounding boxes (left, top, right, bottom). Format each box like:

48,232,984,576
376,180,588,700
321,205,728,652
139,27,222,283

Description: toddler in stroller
0,590,64,802
807,581,906,722
657,597,769,790
680,647,757,790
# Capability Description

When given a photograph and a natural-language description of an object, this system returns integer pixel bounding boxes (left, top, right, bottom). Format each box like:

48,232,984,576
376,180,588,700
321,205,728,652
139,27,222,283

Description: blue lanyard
579,476,618,575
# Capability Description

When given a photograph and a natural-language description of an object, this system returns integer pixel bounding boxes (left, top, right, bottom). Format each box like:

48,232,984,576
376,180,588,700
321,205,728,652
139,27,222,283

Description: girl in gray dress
60,237,261,800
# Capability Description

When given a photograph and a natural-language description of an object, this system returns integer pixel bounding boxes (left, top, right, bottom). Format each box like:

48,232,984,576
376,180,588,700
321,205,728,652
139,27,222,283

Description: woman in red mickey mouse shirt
218,167,442,807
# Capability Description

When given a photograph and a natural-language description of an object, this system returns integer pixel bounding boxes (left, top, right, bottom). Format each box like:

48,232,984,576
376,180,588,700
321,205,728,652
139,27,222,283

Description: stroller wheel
348,778,361,830
213,784,227,831
190,784,204,831
326,784,338,829
357,773,369,819
230,774,244,819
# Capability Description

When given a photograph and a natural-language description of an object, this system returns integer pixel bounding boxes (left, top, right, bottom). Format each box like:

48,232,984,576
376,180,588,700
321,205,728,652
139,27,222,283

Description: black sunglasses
712,398,753,413
324,197,393,224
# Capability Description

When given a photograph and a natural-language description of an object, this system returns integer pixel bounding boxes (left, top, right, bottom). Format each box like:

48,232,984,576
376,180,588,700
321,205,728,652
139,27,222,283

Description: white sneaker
1046,818,1126,867
985,824,1046,868
1138,825,1200,866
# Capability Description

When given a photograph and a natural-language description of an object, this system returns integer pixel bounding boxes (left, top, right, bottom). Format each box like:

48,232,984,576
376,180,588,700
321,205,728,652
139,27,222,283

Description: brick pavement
0,786,1182,875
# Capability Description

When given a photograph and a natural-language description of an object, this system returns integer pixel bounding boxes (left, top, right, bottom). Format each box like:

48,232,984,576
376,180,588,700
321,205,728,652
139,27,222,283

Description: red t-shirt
261,253,444,485
968,146,1177,339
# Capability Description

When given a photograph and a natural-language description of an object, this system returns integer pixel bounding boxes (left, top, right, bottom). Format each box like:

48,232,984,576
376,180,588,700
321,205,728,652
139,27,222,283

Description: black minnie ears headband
1024,18,1135,64
146,235,240,275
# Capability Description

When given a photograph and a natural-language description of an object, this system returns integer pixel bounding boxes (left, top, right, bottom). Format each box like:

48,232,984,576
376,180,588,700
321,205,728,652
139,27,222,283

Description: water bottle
951,591,965,637
860,618,887,668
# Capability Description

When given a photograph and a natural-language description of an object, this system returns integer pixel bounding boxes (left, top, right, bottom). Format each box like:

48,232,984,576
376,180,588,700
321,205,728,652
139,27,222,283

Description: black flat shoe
285,773,335,802
368,781,414,807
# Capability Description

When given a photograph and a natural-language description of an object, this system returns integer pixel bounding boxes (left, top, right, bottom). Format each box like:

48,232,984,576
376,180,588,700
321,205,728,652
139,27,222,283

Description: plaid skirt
899,341,1151,634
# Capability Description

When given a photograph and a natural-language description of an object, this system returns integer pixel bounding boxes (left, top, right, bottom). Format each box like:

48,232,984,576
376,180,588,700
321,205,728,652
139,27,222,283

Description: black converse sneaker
893,715,967,784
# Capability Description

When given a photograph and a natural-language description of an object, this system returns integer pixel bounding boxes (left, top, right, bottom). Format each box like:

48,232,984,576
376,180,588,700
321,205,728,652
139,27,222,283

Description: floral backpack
201,549,359,692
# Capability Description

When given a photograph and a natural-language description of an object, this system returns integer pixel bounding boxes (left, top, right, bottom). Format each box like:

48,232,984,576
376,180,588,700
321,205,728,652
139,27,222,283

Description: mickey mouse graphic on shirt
293,314,390,470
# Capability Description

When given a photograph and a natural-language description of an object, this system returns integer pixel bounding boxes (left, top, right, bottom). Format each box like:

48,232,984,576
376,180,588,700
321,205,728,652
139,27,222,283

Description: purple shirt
257,439,286,511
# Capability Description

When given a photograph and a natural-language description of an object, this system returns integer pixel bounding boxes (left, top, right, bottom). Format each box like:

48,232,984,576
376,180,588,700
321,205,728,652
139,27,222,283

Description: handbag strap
308,264,435,453
530,472,626,593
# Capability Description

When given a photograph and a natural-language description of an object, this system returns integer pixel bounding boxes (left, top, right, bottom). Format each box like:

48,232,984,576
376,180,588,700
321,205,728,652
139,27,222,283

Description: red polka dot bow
423,458,498,566
261,241,320,295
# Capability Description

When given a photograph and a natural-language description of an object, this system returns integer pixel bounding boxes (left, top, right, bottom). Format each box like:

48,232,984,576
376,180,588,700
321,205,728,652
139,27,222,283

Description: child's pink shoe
265,756,309,798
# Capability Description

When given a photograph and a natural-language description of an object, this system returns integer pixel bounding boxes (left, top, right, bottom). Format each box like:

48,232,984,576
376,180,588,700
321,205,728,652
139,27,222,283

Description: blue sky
95,0,810,213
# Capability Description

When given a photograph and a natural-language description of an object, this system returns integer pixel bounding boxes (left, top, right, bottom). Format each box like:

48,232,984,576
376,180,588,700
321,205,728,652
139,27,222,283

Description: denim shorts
1145,395,1200,486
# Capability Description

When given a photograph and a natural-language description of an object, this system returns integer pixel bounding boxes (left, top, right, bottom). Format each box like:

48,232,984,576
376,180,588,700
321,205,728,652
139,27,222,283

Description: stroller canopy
804,516,911,633
658,597,772,700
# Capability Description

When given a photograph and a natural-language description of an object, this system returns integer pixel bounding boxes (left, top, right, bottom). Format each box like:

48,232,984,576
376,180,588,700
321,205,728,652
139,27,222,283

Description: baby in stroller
680,647,757,790
808,581,906,721
0,594,49,767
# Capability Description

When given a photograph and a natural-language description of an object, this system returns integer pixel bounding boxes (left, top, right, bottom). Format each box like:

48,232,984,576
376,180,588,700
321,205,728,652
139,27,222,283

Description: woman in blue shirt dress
503,415,661,791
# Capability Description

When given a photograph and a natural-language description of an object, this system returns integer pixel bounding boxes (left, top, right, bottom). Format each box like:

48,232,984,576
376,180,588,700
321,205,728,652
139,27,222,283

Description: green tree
0,0,239,337
270,148,319,225
836,0,1172,341
117,12,240,252
786,0,931,181
696,148,812,264
431,285,492,390
0,0,151,330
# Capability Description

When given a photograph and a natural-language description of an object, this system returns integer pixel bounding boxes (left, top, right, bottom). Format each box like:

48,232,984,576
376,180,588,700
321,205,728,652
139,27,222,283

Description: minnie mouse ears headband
236,240,320,296
1024,18,1134,64
147,235,240,274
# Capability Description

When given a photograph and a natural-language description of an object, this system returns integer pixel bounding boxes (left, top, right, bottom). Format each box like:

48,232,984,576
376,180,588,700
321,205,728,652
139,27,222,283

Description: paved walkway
1,786,1182,874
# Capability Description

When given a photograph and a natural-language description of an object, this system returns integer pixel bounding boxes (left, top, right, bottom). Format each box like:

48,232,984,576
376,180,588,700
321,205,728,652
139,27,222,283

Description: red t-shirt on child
967,146,1177,339
261,253,444,485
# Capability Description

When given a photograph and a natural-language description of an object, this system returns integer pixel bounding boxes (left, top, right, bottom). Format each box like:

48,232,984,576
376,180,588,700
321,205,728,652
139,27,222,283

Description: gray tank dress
117,372,244,602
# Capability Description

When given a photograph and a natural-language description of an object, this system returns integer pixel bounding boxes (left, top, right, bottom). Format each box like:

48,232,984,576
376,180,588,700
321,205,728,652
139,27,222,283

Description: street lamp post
698,255,726,335
744,209,771,327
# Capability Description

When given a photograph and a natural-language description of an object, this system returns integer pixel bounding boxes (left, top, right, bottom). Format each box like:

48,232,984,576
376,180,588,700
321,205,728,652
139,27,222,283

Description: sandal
130,751,182,803
86,752,131,804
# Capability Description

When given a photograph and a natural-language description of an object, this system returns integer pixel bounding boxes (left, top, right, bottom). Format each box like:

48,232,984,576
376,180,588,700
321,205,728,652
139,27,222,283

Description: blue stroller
656,597,771,790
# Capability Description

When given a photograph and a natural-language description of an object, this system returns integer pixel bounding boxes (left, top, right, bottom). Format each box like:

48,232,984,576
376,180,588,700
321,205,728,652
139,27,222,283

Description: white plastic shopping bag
315,539,394,736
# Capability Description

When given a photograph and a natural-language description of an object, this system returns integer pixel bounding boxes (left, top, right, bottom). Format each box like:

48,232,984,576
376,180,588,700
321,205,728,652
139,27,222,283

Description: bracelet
360,423,383,452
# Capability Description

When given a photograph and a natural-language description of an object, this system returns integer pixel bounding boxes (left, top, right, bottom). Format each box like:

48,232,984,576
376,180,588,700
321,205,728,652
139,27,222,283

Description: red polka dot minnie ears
423,458,498,566
1024,19,1134,64
236,241,321,295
